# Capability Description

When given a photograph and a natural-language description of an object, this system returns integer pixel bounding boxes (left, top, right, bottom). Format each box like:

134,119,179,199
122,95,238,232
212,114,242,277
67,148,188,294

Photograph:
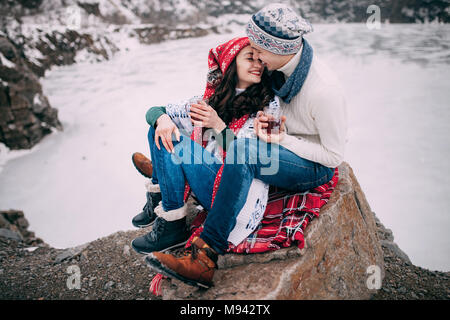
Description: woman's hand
155,114,180,153
190,100,226,133
253,111,287,144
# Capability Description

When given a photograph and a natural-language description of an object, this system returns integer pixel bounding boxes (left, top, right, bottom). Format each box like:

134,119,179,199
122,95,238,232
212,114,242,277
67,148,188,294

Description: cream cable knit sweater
277,46,348,168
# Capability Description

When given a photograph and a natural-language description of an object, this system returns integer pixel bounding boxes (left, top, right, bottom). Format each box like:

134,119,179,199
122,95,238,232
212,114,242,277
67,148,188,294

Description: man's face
249,40,287,71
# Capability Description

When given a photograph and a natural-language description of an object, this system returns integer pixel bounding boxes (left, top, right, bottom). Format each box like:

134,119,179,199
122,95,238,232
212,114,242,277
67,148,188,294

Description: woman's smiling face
235,45,264,89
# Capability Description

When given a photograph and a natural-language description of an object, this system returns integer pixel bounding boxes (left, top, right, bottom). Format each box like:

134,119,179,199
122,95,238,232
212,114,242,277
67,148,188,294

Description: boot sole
132,154,152,179
132,218,156,229
145,253,212,289
130,238,189,255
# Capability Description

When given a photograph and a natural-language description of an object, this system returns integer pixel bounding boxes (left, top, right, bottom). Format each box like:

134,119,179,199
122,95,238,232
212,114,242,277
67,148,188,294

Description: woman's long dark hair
207,59,274,125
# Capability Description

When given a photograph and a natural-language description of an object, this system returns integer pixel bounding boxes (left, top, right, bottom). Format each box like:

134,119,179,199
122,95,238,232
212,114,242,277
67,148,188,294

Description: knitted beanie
203,37,250,100
245,3,313,55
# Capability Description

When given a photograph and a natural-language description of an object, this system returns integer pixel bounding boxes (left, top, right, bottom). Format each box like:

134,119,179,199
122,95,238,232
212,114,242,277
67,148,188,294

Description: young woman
131,37,277,254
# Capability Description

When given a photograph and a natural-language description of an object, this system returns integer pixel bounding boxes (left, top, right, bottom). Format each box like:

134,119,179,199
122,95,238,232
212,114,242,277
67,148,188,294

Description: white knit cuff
154,201,188,221
145,181,161,193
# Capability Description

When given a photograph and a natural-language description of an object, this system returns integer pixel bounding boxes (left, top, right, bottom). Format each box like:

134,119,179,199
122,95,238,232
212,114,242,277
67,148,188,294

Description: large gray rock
0,35,62,149
0,228,23,241
54,243,89,264
159,162,385,300
0,210,44,245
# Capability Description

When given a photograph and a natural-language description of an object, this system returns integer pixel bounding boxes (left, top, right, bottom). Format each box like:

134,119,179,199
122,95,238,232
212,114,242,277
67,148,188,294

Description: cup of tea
263,106,281,135
186,97,203,125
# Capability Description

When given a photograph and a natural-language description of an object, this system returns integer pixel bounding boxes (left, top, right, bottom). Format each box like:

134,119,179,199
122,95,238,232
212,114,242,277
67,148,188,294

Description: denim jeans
147,126,222,212
148,127,334,254
199,138,335,254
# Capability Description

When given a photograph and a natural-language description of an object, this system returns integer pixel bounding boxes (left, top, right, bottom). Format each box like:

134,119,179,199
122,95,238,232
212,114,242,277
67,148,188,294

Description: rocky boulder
159,162,385,300
0,209,44,246
1,163,449,300
0,35,62,149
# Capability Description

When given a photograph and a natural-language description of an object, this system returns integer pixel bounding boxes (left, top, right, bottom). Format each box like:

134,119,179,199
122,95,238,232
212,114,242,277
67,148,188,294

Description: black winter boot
131,216,189,254
132,191,162,228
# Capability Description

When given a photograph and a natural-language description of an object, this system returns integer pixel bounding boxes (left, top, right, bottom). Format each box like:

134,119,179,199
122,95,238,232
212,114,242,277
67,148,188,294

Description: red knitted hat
203,37,250,100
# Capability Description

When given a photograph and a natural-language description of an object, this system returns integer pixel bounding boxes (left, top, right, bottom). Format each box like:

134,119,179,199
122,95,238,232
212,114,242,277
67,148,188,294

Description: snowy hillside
1,0,448,25
0,0,448,150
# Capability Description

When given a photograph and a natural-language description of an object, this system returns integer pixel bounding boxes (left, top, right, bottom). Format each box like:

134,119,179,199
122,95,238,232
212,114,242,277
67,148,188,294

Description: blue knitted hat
246,3,313,55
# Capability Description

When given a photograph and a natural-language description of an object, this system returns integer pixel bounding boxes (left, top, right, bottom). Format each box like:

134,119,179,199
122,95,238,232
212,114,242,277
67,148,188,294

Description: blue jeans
148,127,334,254
147,126,222,212
199,138,335,254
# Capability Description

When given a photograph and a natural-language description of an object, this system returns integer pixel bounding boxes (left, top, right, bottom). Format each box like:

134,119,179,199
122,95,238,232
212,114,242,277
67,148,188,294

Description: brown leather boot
145,237,218,288
132,152,153,178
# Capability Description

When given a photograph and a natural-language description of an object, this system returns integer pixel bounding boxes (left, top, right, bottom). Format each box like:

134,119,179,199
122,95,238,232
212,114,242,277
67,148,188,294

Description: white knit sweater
277,46,348,168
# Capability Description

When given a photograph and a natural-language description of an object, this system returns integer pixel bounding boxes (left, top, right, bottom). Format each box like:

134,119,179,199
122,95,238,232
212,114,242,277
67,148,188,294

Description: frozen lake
0,23,449,272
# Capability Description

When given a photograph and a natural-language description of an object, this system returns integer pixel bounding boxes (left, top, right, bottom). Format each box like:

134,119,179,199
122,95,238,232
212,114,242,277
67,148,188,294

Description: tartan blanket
186,167,339,253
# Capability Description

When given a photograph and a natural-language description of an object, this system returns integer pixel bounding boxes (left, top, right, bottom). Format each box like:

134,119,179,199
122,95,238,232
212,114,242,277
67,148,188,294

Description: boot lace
189,244,199,261
176,243,198,260
145,218,165,242
142,192,151,214
182,242,217,268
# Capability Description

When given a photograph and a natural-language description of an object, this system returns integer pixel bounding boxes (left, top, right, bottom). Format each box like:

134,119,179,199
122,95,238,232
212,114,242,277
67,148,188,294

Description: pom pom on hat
246,3,313,55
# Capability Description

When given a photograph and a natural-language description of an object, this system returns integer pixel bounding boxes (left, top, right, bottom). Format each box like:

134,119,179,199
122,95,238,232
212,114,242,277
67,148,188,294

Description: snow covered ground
0,23,449,272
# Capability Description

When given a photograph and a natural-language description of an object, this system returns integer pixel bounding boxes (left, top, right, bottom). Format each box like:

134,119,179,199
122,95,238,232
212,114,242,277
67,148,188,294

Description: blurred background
0,0,449,272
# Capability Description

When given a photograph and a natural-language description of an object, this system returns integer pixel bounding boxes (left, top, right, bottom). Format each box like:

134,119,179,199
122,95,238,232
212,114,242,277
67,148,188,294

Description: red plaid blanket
186,167,339,253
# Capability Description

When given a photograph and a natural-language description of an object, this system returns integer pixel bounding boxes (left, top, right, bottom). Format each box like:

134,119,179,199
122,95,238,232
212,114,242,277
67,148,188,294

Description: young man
145,3,348,288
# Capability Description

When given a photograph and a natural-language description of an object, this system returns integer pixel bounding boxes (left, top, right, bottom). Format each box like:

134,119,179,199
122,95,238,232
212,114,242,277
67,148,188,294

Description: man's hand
155,114,180,153
253,111,287,144
190,100,226,133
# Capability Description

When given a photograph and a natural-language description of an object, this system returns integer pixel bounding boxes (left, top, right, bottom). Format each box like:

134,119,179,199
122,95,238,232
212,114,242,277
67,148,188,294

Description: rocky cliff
1,162,449,300
3,0,447,24
0,0,219,150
